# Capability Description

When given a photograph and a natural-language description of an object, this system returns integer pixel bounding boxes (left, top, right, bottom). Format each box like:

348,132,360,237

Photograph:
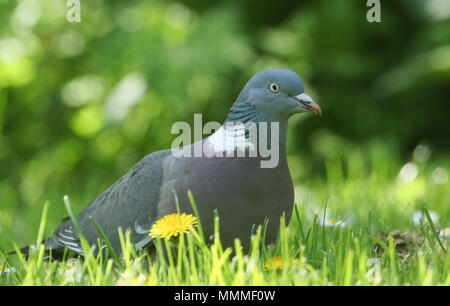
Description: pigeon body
17,69,321,256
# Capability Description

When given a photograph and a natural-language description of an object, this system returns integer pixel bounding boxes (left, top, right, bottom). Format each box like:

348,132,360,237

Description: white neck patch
207,122,256,154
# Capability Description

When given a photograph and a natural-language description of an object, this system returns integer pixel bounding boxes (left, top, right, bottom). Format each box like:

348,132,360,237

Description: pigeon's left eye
269,83,279,93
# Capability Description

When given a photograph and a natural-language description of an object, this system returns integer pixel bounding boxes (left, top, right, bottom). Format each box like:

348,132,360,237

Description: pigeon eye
269,83,279,93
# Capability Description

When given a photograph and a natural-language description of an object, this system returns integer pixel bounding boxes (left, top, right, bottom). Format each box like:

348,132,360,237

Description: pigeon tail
7,237,72,260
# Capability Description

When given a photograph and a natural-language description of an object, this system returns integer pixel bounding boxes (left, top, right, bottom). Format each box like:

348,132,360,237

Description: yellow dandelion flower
264,256,284,270
324,218,346,227
0,265,15,276
264,256,299,270
440,228,450,238
131,275,158,286
149,213,198,240
145,277,158,286
131,276,141,286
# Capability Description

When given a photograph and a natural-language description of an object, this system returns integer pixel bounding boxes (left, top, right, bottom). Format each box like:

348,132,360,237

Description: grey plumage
16,69,321,257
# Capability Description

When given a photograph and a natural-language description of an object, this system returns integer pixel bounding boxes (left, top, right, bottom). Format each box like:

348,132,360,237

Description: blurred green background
0,0,449,249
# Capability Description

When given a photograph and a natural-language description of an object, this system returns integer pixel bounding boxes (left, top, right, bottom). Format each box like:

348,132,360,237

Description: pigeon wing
52,149,172,255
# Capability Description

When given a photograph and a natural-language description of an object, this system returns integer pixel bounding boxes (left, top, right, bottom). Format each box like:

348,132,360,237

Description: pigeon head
226,69,321,123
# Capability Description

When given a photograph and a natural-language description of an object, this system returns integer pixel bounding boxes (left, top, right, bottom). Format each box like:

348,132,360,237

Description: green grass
0,141,449,285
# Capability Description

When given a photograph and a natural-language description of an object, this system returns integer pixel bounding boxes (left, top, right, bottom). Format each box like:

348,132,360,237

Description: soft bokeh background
0,0,449,249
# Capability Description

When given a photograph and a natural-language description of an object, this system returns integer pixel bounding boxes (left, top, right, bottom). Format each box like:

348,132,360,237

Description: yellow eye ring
269,82,279,93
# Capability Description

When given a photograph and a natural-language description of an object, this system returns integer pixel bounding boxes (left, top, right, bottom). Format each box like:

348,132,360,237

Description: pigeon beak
292,93,322,116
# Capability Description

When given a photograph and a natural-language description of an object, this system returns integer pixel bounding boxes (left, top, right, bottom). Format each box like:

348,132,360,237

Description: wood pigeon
17,69,321,257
